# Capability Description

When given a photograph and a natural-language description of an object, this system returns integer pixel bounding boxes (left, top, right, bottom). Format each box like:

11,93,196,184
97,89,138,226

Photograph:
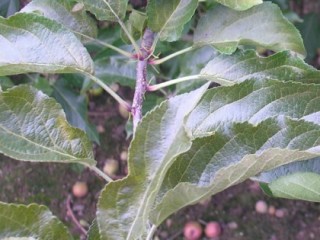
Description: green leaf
214,0,262,10
96,75,320,233
0,202,73,239
0,85,95,166
257,157,320,184
0,77,14,91
150,117,320,225
194,2,306,57
0,13,94,76
121,10,147,43
254,156,320,201
200,50,320,86
88,219,101,240
32,76,53,96
75,0,128,21
21,0,98,40
186,80,320,137
147,0,198,41
52,80,100,144
97,84,209,240
297,13,320,62
259,172,320,202
270,0,289,10
95,55,137,88
0,0,19,17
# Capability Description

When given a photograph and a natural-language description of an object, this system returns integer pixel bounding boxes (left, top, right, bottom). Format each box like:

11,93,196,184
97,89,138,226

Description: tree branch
131,29,155,132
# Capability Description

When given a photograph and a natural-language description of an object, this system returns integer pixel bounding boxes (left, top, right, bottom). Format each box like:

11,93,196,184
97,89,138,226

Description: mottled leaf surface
147,0,198,41
194,3,305,57
0,85,95,165
96,75,320,237
0,202,73,239
97,85,209,240
75,0,127,21
21,0,98,40
0,13,94,76
214,0,262,10
151,118,320,224
200,50,320,86
186,80,320,136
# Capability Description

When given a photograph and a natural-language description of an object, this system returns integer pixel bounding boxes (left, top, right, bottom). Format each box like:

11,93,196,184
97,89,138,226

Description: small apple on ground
72,181,88,198
255,200,268,214
205,221,222,238
103,159,119,177
183,221,202,240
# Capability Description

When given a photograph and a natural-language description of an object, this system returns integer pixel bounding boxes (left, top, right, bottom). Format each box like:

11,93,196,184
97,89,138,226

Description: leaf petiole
102,0,142,56
147,75,203,91
150,46,194,65
84,73,131,111
75,32,133,58
146,225,157,240
90,166,113,182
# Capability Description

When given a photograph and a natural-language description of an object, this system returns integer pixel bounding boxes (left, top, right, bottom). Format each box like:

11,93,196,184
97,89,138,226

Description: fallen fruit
120,150,128,161
184,221,202,240
205,221,222,238
110,83,120,92
72,182,88,198
275,209,286,218
103,159,119,176
255,200,268,214
268,205,276,215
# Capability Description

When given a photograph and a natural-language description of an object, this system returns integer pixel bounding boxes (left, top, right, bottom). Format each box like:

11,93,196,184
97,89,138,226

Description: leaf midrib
0,123,78,160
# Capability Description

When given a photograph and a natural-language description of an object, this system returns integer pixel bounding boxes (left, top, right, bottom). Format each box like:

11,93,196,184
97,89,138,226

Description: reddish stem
66,195,88,236
131,29,155,131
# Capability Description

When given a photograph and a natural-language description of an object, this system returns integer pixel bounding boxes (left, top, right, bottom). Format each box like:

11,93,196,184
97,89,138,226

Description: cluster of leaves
0,0,320,239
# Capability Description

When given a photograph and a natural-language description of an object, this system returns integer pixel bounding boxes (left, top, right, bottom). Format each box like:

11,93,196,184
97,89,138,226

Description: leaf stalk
102,0,141,56
90,166,113,182
85,73,131,111
146,225,157,240
76,32,133,58
150,46,194,65
147,75,203,91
